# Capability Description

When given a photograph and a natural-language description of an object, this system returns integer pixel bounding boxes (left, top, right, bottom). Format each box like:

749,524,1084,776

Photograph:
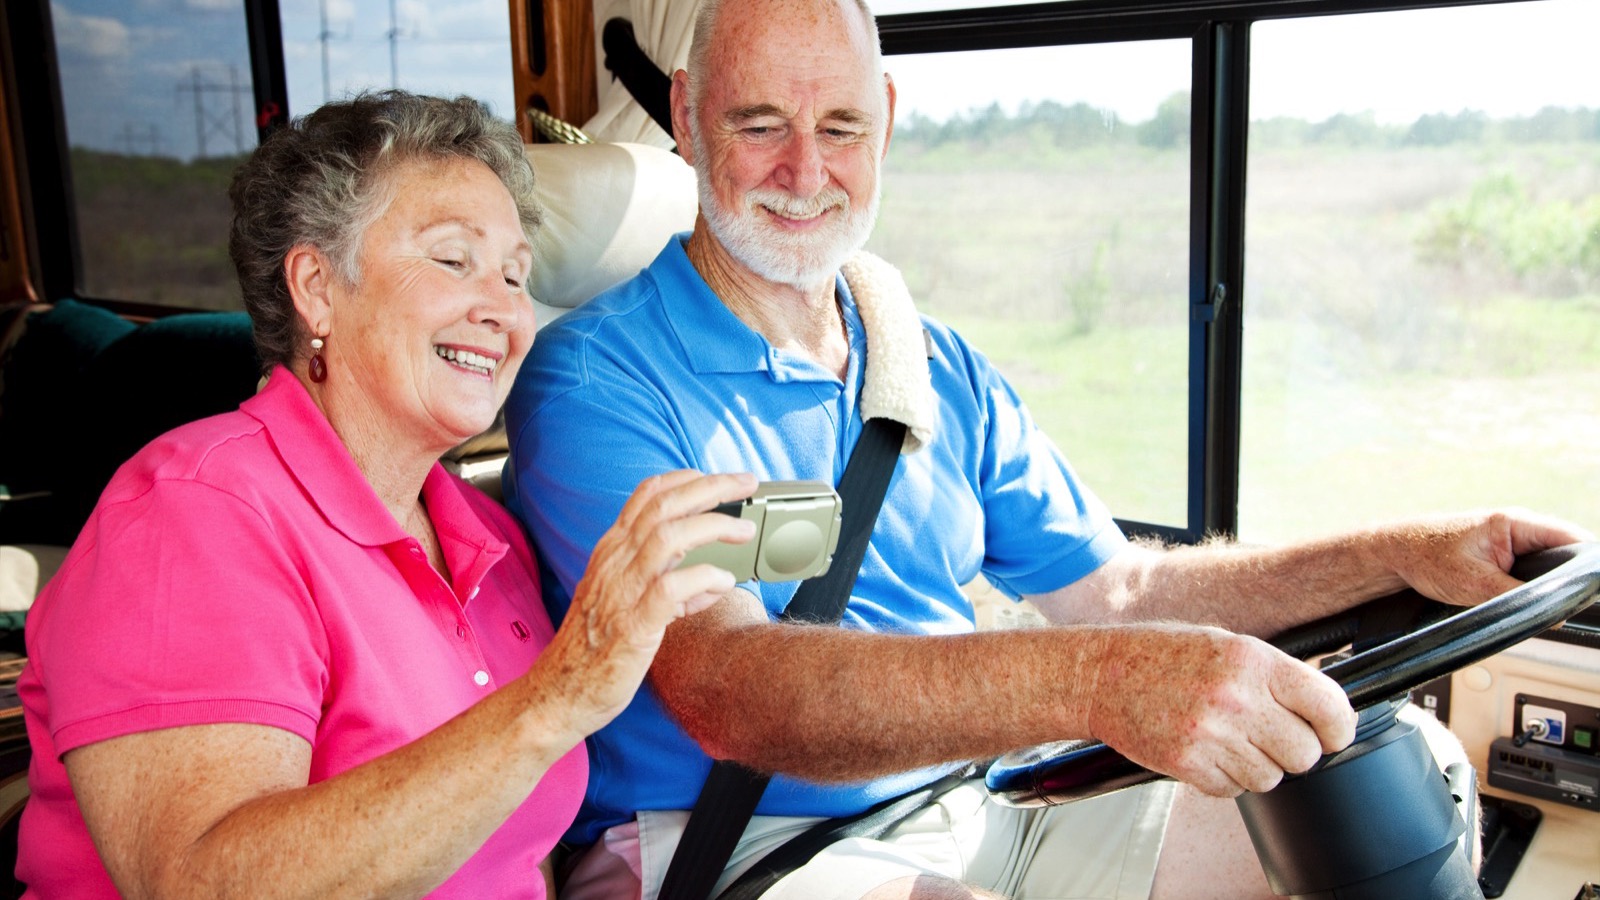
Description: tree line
893,93,1600,151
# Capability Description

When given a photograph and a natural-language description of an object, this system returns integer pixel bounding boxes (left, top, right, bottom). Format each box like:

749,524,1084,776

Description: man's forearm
652,607,1111,781
1098,533,1401,637
1039,510,1585,641
649,510,1589,787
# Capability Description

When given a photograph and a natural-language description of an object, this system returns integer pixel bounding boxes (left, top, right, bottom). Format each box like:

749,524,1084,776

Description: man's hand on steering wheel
1373,508,1594,607
1081,623,1356,799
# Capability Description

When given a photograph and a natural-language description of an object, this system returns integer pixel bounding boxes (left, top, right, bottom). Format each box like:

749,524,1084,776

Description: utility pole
186,67,205,157
175,65,252,158
320,0,332,102
116,123,162,156
230,65,243,153
388,0,400,89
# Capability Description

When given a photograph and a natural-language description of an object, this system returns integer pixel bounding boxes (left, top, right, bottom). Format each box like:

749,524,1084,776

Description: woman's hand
534,470,759,742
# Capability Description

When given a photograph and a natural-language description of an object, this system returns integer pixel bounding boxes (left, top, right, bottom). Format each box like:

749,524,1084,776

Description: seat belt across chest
656,414,908,900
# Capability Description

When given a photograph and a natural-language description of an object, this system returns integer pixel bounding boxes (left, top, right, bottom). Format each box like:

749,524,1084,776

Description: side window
1239,0,1600,541
46,1,518,314
51,2,258,310
873,40,1193,528
276,0,515,120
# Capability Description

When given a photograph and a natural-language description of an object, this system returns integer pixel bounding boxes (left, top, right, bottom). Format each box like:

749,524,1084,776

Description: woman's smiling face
319,155,535,455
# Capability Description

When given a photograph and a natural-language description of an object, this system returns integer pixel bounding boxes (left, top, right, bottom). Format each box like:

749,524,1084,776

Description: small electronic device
679,480,842,582
1487,694,1600,812
1488,736,1600,810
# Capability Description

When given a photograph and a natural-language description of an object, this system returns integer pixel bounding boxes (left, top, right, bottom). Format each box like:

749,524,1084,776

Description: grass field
870,140,1600,540
70,149,245,310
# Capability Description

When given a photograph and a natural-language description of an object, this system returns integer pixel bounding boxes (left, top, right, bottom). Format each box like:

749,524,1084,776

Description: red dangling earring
309,336,328,383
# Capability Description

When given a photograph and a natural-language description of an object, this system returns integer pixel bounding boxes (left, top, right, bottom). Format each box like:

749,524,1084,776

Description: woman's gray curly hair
228,90,539,373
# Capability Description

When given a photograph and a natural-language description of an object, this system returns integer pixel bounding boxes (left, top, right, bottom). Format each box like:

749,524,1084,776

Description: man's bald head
685,0,883,112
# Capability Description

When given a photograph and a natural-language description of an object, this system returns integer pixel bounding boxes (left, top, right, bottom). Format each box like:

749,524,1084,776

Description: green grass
934,314,1189,526
870,141,1600,540
69,148,246,311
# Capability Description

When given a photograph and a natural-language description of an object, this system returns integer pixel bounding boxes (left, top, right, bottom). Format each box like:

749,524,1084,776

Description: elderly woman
15,91,755,898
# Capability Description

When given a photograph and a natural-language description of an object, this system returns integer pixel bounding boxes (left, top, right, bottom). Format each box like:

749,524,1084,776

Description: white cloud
51,2,131,60
424,0,502,32
398,0,430,36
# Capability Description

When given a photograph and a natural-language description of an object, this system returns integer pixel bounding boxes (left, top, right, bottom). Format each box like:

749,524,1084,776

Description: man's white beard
693,128,880,290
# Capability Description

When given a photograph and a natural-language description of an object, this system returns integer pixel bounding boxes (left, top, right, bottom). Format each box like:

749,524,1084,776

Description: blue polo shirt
504,234,1126,845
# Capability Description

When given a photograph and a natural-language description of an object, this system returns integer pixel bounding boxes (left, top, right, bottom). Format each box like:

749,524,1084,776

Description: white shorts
561,778,1178,900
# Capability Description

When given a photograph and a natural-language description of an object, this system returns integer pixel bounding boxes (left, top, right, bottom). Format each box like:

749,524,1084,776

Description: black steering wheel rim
986,542,1600,808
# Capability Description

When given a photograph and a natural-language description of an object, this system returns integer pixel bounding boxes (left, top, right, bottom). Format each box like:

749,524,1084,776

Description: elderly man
504,1,1588,898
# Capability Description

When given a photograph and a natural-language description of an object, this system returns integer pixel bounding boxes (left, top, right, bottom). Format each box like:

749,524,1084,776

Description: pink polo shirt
17,367,585,897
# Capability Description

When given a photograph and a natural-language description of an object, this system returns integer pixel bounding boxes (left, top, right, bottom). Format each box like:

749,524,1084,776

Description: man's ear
670,69,696,162
284,243,335,338
882,72,897,160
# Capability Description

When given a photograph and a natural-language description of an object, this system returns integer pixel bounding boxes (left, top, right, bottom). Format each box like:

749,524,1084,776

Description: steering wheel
986,542,1600,808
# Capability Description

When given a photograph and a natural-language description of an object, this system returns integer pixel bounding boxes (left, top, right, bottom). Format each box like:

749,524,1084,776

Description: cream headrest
524,142,699,321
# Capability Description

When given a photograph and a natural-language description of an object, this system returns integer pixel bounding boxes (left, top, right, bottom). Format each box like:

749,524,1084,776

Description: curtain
583,0,701,148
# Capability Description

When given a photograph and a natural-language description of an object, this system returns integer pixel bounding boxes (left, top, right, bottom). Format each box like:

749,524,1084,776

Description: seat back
0,301,260,547
527,140,699,318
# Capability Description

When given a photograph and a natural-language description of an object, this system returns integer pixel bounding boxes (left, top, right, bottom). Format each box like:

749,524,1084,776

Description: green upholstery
0,301,258,546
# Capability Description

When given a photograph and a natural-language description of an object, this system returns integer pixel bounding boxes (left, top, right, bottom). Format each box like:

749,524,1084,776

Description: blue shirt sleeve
926,320,1127,599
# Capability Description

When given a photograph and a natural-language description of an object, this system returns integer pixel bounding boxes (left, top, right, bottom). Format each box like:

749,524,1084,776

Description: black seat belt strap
600,18,675,138
781,415,904,625
656,415,907,900
658,761,772,900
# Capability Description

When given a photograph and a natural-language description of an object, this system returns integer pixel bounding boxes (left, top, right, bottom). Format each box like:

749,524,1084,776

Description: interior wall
509,0,599,143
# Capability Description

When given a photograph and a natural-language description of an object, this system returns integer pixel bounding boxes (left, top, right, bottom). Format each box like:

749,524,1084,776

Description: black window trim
3,0,77,309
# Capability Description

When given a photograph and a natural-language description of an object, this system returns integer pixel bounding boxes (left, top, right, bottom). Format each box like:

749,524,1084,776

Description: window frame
2,0,289,320
881,0,1600,647
879,0,1535,544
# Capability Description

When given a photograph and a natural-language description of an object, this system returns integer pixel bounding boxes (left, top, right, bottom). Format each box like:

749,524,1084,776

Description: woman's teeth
435,346,495,375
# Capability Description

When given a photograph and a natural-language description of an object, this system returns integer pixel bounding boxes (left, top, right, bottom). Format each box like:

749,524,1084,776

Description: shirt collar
422,465,509,599
241,367,507,568
655,233,864,382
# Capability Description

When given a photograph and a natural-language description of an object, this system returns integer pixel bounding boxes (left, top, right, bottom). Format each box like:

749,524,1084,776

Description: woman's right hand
533,470,759,742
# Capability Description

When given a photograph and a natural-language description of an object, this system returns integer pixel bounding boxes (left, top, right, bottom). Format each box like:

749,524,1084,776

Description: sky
53,0,261,158
52,0,513,160
48,0,1600,159
876,0,1600,125
275,0,514,119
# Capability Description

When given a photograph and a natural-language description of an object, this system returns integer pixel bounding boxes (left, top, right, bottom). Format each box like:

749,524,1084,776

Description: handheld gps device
679,480,842,582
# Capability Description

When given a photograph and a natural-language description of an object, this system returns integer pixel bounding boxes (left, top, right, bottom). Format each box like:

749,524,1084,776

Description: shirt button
456,625,467,639
409,546,424,558
468,586,480,600
473,670,489,686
